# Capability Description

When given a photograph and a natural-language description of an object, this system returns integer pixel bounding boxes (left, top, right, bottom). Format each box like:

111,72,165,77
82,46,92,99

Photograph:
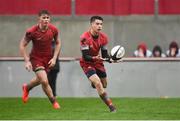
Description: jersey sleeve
50,24,59,42
80,35,89,51
24,30,32,42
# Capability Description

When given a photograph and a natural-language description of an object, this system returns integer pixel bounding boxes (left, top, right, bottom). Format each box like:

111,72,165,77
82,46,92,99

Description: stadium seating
76,0,154,15
0,0,180,15
159,0,180,14
0,0,71,15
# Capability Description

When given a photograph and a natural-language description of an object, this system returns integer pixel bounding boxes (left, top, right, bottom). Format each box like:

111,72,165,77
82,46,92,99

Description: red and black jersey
80,31,108,59
79,31,109,73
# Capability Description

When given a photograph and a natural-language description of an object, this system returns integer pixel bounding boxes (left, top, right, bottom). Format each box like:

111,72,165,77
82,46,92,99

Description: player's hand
25,61,32,72
101,57,110,62
48,58,56,68
101,57,123,63
111,58,123,63
92,55,102,61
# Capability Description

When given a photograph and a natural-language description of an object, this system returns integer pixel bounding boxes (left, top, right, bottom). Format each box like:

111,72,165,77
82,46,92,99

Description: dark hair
90,16,103,23
152,45,162,57
38,10,51,16
169,41,179,55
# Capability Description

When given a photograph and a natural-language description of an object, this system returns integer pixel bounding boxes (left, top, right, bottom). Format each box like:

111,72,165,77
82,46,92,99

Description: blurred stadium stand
1,0,180,15
159,0,180,14
0,0,71,15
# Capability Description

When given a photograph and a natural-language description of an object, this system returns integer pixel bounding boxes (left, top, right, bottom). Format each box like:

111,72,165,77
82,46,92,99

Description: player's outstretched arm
100,45,121,63
101,56,123,63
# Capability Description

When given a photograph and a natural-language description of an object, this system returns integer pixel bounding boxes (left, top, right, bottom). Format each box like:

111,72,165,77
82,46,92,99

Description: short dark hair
90,16,103,23
153,45,162,55
38,10,51,16
169,41,179,54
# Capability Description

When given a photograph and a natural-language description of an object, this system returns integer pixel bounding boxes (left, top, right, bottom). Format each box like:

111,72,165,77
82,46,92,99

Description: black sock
49,97,56,104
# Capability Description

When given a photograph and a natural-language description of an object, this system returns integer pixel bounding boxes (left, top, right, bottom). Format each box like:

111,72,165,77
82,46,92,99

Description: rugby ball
110,45,125,60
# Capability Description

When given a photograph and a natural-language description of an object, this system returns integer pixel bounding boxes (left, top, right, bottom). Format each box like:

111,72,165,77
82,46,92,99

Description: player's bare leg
36,70,60,109
89,74,116,112
22,77,40,103
89,74,104,94
100,78,107,88
27,77,41,90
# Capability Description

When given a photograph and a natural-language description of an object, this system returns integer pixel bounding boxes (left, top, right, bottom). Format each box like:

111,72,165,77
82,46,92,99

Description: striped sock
100,92,113,106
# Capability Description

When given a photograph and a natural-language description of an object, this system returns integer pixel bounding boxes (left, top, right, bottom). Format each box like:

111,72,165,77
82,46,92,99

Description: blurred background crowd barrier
0,0,180,57
0,57,180,97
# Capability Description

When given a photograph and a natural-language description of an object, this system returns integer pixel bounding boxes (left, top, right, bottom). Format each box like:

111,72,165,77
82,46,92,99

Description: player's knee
41,80,49,87
102,82,107,88
103,84,107,88
95,82,103,90
91,83,96,88
100,78,107,88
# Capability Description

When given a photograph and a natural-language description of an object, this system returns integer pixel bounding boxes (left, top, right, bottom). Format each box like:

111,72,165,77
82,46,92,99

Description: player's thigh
100,77,107,88
89,74,105,93
96,69,107,88
35,69,48,84
88,73,101,85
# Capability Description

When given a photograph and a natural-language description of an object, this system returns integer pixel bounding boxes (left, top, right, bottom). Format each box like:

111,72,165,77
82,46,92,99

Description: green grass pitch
0,97,180,120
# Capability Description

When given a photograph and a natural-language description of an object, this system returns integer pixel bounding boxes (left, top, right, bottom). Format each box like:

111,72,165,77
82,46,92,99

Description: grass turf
0,97,180,120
